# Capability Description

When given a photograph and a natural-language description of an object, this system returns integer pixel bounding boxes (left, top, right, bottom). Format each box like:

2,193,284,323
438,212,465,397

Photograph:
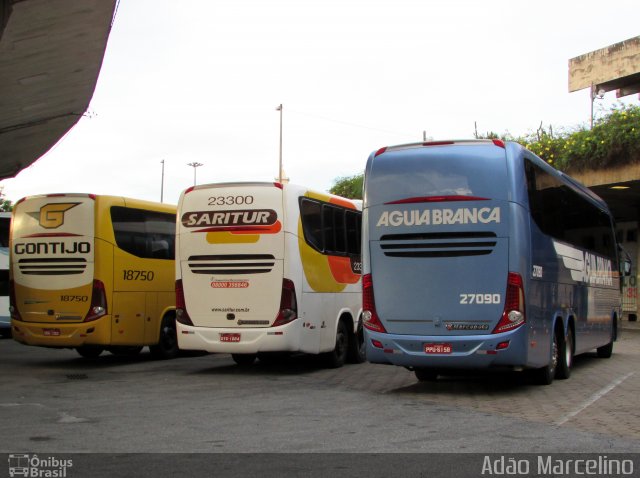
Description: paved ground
0,319,639,456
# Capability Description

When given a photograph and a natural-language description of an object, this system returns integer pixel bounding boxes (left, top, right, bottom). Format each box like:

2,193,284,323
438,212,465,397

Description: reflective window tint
525,160,615,259
299,198,361,257
110,206,176,260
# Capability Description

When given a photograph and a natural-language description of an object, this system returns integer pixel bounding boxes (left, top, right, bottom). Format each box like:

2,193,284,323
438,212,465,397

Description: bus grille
187,254,276,275
17,258,87,275
379,232,497,258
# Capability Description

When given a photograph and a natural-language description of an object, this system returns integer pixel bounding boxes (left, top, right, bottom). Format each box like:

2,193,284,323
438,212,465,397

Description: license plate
43,328,61,337
220,333,241,343
424,343,452,354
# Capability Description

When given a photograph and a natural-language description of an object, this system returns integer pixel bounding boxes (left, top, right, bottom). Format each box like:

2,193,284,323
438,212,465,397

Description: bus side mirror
619,245,632,276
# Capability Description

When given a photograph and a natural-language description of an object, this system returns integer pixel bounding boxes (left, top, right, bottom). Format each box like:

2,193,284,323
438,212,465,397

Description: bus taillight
175,279,193,326
492,272,525,334
9,279,22,321
272,278,297,327
363,273,387,333
84,280,107,322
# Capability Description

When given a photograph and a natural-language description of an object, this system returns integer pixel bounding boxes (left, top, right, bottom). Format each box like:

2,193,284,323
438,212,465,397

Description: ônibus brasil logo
8,454,73,477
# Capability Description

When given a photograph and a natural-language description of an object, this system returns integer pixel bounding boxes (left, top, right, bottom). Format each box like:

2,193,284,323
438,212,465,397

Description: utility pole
276,104,283,182
160,159,165,203
187,162,203,186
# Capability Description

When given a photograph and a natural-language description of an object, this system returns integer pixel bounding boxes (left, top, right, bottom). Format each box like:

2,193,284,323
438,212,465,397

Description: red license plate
43,328,61,337
424,343,452,354
220,333,241,343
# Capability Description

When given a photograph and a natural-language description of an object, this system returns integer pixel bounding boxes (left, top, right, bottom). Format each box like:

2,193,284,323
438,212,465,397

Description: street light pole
160,159,165,203
276,104,283,183
187,162,203,186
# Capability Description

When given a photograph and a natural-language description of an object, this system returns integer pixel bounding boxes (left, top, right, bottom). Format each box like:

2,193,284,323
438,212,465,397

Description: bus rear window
367,146,508,206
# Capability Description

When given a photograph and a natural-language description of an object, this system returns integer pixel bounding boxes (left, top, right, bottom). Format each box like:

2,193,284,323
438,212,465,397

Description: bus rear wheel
556,327,573,380
150,315,179,360
76,346,104,359
232,353,256,366
414,368,438,382
532,328,559,385
323,319,348,368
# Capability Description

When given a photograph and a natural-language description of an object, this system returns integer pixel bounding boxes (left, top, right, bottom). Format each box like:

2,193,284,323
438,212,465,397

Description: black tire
150,315,179,360
556,326,573,380
232,353,257,366
76,345,104,359
597,341,613,358
532,327,559,385
596,317,615,358
346,318,366,364
0,328,11,339
414,368,439,382
323,320,349,368
109,346,143,357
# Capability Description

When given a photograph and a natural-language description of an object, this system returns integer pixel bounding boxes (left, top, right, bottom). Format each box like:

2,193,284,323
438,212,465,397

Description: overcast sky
1,0,639,204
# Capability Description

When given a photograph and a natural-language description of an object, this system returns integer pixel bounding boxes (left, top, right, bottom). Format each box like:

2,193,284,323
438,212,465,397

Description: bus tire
347,318,366,364
414,368,438,382
596,316,615,358
532,327,559,385
323,319,348,368
556,326,573,380
150,315,179,360
76,345,104,359
232,353,256,366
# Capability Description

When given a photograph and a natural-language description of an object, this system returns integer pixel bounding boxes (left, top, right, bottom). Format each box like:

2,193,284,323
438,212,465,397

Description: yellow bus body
10,194,178,358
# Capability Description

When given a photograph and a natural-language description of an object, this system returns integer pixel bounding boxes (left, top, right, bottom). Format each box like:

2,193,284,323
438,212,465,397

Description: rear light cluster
492,272,525,334
362,274,387,333
272,278,297,327
9,279,21,321
84,280,107,322
175,279,193,326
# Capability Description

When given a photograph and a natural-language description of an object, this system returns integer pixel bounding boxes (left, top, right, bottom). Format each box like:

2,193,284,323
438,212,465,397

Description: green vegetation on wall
330,103,640,200
489,103,640,172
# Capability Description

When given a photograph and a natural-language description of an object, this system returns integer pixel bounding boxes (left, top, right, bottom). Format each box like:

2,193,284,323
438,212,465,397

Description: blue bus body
362,140,622,384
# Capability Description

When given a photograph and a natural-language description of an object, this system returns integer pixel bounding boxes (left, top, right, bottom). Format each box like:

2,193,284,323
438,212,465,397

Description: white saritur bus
176,182,364,367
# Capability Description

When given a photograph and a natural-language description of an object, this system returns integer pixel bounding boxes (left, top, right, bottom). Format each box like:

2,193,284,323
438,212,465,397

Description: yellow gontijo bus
10,194,179,359
176,182,364,367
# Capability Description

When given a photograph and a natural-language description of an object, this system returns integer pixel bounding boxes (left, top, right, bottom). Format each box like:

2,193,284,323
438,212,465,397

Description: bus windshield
366,145,509,206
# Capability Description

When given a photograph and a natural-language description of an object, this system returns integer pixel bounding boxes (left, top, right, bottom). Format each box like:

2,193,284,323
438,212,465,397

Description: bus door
11,196,96,326
178,184,285,330
366,144,511,336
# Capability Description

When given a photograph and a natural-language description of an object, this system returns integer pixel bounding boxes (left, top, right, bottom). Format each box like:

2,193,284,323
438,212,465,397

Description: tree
0,199,12,212
330,174,363,200
0,187,11,211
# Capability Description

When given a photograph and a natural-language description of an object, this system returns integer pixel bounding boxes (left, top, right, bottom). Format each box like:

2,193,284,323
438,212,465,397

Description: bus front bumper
177,320,302,354
364,327,529,370
11,317,111,347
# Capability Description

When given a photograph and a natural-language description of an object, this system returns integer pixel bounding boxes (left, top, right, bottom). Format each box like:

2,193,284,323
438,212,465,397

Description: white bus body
175,182,364,367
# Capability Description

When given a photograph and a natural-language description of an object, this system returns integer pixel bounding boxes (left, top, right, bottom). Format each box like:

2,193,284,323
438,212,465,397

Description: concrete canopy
0,0,117,180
